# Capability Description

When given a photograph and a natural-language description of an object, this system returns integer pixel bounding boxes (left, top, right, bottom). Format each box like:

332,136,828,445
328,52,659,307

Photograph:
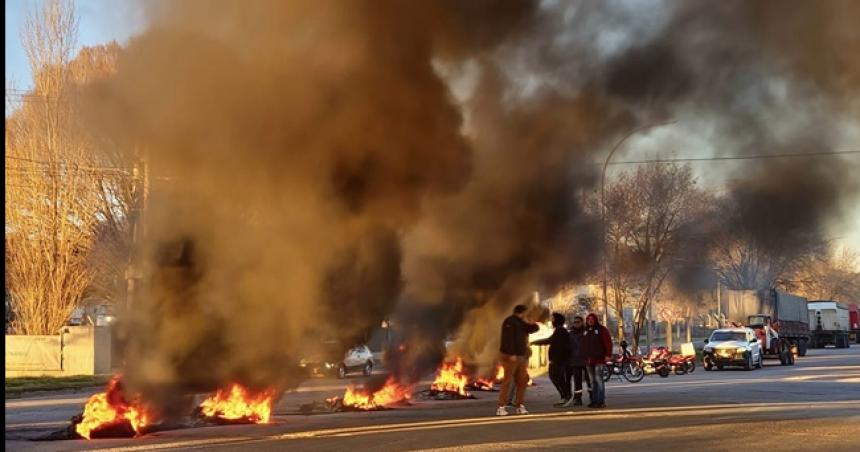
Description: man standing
564,315,591,407
582,313,612,408
497,304,540,416
531,312,570,406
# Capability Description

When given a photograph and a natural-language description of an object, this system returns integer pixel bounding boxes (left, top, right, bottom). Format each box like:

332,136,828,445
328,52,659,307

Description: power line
604,150,860,166
5,155,130,173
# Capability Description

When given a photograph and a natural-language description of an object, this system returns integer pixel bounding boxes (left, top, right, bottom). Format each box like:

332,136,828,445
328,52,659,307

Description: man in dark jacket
582,312,612,408
497,304,540,416
564,315,591,407
532,312,570,406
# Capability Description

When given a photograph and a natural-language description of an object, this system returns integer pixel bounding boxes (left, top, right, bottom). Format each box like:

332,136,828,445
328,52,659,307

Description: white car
703,327,763,371
300,345,374,379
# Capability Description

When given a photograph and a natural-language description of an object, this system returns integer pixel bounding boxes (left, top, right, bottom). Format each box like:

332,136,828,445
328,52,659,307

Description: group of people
496,305,613,416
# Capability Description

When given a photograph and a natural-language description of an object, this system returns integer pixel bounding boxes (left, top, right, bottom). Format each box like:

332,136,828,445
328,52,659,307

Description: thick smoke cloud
75,0,858,407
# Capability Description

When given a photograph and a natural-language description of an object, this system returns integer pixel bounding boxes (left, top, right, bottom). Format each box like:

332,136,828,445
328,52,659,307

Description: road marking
4,420,68,430
92,400,860,451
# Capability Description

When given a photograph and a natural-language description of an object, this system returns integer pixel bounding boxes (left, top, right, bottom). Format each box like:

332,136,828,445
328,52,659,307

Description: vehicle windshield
710,331,747,342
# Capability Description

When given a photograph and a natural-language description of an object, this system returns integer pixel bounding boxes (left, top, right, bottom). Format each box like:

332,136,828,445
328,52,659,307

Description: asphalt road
6,347,860,451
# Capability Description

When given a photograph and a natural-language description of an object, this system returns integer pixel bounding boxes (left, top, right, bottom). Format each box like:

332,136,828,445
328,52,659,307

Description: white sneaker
496,406,509,416
515,404,529,415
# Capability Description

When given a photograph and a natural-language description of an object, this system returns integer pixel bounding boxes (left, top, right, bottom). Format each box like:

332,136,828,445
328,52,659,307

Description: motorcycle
642,346,672,378
642,346,696,377
668,353,696,375
600,341,645,383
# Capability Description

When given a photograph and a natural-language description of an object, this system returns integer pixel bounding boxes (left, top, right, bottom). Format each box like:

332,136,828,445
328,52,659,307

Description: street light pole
600,120,676,329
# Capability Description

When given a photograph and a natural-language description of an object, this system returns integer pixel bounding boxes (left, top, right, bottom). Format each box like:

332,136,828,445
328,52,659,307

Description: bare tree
781,247,860,302
710,189,827,290
603,163,709,350
5,0,128,334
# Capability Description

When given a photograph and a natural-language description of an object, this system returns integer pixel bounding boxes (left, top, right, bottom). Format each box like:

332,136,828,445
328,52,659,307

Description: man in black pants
532,312,570,406
565,316,591,407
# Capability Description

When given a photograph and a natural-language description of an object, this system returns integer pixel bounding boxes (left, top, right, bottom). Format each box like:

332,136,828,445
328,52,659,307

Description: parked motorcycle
600,341,645,383
642,346,672,378
642,346,696,377
668,353,696,375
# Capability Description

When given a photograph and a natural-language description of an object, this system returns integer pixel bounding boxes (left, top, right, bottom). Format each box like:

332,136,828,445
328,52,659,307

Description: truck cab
744,314,796,364
747,315,779,351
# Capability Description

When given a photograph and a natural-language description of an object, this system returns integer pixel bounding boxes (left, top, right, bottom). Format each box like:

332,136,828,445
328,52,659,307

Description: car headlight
324,362,333,368
736,347,748,353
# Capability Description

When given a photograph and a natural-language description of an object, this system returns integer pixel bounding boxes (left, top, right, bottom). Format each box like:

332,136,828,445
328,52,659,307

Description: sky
4,0,860,255
5,0,144,92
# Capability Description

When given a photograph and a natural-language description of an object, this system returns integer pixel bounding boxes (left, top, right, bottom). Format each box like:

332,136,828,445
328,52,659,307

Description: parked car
300,344,374,379
703,327,763,371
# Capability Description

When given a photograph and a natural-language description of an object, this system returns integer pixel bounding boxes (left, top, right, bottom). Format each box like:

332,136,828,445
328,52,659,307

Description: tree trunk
686,314,692,343
665,320,673,351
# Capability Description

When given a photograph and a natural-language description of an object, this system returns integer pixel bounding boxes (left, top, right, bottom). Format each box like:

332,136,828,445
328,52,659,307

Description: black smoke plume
74,0,858,408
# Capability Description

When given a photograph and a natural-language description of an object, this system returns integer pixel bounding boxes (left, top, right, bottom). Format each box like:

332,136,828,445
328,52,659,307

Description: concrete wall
5,325,112,377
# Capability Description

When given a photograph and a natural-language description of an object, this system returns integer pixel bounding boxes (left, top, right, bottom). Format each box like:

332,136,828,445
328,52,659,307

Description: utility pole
716,278,721,327
125,147,149,313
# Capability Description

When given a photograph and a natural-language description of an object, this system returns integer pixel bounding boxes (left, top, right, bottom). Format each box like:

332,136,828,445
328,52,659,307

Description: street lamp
600,120,676,328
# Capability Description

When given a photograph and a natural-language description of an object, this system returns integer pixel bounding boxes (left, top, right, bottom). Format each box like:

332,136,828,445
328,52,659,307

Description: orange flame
472,377,495,390
75,376,151,440
199,384,276,423
495,364,505,382
331,377,412,410
430,357,470,396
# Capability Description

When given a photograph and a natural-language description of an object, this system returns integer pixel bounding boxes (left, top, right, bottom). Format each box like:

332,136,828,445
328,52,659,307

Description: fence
5,325,112,377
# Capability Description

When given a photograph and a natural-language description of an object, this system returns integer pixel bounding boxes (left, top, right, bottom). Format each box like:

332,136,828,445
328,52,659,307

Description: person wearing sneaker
496,304,540,416
532,313,571,407
564,316,591,407
582,313,612,409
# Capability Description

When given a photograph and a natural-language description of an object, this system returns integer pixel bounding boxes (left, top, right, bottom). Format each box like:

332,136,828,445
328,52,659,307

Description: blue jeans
586,364,606,405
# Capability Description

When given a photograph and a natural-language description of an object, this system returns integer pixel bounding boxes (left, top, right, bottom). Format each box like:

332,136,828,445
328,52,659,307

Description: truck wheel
744,354,753,371
755,352,762,369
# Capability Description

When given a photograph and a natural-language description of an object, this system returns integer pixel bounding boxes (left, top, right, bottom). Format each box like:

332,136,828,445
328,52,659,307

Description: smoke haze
74,0,858,408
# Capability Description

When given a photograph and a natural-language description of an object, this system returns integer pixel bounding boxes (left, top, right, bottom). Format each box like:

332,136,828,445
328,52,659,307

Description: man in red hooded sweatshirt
582,313,612,408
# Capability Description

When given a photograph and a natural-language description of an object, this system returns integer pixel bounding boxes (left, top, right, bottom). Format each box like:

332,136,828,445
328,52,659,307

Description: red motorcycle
668,352,696,375
643,346,696,377
600,341,645,383
642,347,672,378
